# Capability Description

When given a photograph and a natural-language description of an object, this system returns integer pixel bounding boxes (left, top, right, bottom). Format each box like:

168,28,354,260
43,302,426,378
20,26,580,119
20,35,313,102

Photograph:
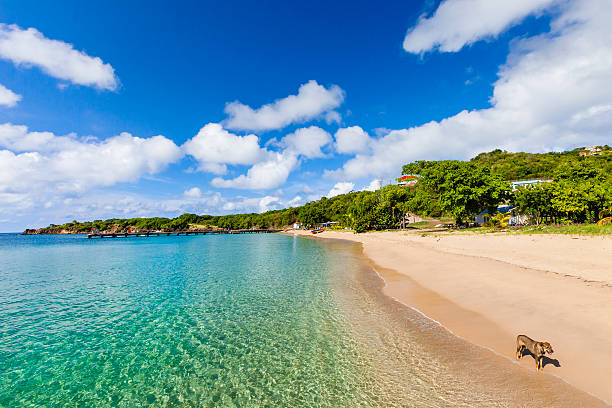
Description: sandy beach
288,229,612,405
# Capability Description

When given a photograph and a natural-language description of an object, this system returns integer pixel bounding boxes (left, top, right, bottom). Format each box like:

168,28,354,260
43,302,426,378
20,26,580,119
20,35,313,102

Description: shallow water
0,233,604,407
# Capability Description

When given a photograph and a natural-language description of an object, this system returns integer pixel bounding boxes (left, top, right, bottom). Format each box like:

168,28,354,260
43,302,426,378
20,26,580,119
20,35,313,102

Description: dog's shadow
542,355,561,368
519,349,561,368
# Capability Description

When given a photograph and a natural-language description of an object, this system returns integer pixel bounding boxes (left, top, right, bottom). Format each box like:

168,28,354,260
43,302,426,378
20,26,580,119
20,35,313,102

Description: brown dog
516,334,554,370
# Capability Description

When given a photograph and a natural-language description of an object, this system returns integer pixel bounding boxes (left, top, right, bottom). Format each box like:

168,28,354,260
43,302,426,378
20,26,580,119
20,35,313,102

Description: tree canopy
402,160,509,224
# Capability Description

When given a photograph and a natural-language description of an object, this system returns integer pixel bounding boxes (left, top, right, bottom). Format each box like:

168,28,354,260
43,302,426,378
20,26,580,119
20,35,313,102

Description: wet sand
288,230,612,406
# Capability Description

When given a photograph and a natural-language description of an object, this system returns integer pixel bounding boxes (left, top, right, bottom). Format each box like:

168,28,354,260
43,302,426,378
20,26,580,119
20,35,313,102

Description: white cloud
211,152,298,190
300,184,314,194
0,123,75,151
403,0,557,53
327,182,354,198
182,123,267,174
183,81,348,192
215,193,306,214
0,83,21,107
221,195,283,213
287,195,304,207
306,194,323,202
324,111,342,124
362,179,382,191
0,123,182,194
280,126,332,158
0,24,118,90
333,0,612,180
223,80,344,131
183,187,203,198
258,196,281,212
334,126,371,154
204,125,333,192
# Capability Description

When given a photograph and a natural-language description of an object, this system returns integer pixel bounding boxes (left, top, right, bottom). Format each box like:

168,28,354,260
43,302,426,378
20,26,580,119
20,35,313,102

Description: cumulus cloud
223,80,344,131
218,194,304,214
287,195,304,207
182,123,267,174
332,0,612,180
0,83,21,107
221,195,283,213
0,123,76,152
362,179,382,191
324,111,342,124
280,126,332,158
0,123,182,194
403,0,557,53
327,182,354,198
207,125,334,191
0,24,118,90
211,152,298,190
183,187,203,198
334,126,371,154
184,82,345,192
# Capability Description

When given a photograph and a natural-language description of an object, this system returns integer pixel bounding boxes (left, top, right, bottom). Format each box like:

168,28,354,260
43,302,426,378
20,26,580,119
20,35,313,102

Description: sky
0,0,611,231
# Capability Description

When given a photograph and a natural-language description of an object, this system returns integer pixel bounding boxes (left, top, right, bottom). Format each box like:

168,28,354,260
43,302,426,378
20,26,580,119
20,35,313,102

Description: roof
509,179,552,184
510,179,552,190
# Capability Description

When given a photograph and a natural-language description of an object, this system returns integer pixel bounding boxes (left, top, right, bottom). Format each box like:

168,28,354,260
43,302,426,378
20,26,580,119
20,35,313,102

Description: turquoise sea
0,233,599,407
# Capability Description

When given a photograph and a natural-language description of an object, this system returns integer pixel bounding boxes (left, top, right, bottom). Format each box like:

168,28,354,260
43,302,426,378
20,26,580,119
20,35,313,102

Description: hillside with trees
471,146,611,180
26,146,612,234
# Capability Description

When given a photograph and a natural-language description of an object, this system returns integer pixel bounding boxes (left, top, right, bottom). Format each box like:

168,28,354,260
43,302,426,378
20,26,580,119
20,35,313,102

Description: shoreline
287,229,612,405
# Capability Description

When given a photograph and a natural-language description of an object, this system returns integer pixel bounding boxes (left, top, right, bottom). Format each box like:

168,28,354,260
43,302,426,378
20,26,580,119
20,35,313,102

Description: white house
509,179,552,191
397,175,418,186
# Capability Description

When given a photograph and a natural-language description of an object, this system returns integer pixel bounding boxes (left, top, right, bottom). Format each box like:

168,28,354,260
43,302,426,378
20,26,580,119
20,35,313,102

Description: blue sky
0,0,611,231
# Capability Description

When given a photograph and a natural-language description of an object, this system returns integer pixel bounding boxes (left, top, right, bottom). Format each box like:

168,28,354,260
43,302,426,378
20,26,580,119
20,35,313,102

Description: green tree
512,184,553,225
346,192,380,233
403,160,510,224
297,202,325,227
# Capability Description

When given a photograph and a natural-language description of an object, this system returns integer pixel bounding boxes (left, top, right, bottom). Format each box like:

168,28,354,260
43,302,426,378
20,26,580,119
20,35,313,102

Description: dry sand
288,229,612,405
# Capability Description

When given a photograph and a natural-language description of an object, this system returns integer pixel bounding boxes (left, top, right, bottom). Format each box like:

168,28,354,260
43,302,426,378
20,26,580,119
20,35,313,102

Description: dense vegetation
32,146,612,234
37,210,301,233
471,146,612,180
401,160,509,224
512,159,612,224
